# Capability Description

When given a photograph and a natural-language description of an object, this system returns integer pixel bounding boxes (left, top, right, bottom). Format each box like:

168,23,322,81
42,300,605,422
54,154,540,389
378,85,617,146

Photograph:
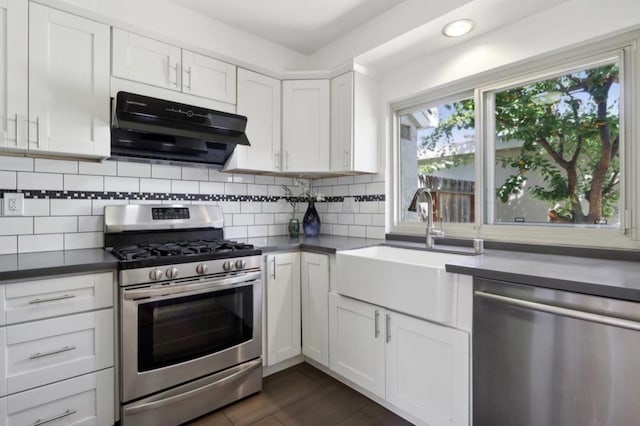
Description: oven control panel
152,207,190,220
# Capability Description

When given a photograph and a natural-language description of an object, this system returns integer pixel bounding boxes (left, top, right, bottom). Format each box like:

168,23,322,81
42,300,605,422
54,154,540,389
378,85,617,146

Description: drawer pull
29,345,76,360
29,294,75,304
32,409,77,425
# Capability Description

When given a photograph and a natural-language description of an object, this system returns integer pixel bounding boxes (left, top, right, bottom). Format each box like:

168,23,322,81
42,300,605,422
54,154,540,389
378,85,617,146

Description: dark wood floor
186,362,413,426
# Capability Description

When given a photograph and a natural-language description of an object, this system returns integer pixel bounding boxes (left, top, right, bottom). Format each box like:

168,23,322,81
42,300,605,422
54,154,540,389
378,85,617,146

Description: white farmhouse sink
335,245,469,324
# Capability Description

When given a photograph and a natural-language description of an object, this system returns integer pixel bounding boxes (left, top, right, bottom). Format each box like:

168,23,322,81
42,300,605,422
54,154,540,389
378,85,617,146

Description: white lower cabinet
301,252,329,367
0,367,114,425
265,252,301,366
329,293,470,426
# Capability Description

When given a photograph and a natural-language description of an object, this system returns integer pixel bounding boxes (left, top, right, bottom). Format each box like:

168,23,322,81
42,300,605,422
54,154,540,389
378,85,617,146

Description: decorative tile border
0,189,385,203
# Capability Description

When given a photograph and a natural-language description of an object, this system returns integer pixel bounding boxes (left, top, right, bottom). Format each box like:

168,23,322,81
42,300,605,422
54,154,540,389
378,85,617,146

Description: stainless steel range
105,204,262,426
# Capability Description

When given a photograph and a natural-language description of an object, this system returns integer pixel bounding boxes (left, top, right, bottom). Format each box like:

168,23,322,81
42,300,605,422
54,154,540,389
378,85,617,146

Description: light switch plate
3,193,24,216
343,196,357,213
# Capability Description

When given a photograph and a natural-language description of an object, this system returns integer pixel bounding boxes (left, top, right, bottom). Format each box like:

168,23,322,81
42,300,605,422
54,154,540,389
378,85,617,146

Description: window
398,93,476,224
392,37,637,248
487,61,621,227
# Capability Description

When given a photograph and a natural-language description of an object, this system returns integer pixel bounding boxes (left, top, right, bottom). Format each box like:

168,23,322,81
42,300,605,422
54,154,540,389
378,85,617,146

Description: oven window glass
137,284,253,371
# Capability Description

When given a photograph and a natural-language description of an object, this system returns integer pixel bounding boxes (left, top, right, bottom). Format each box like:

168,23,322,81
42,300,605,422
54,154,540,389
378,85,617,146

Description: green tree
421,64,620,223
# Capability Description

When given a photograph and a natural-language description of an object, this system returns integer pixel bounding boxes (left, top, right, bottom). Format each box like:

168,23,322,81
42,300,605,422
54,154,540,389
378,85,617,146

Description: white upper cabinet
112,28,181,91
225,69,281,172
112,29,237,105
282,79,330,173
330,71,378,174
28,4,110,158
0,0,28,152
182,50,236,104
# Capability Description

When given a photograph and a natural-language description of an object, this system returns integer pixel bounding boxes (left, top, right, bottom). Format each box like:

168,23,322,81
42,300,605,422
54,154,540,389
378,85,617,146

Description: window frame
390,32,640,249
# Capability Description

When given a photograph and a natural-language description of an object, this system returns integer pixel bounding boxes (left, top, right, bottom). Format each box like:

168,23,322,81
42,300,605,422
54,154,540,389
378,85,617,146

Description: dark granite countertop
0,249,118,282
246,235,381,254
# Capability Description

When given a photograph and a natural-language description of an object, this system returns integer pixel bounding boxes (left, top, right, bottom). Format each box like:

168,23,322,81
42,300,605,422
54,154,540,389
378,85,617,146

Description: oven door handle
123,358,262,415
123,271,261,300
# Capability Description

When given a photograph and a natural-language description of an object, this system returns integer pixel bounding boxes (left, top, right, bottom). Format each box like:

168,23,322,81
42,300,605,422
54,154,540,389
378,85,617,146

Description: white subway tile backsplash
267,185,285,196
105,176,139,193
35,158,78,174
247,225,268,238
348,225,366,238
78,216,103,232
35,216,77,234
225,226,248,239
372,214,385,227
224,183,247,196
268,224,286,236
274,177,293,185
321,213,338,224
262,200,292,214
129,199,158,205
333,185,348,196
152,164,182,179
218,201,240,214
366,226,385,240
0,171,17,189
232,174,254,184
247,184,268,196
50,199,92,216
209,169,233,182
354,214,372,226
64,232,103,250
332,224,348,236
327,202,342,213
182,167,209,181
24,199,49,216
366,182,385,195
349,184,366,196
254,176,275,185
79,160,117,176
0,217,32,235
337,176,354,185
92,199,128,215
0,156,33,171
320,177,337,186
240,202,261,214
18,234,63,253
233,214,255,226
64,174,104,192
339,214,355,225
320,224,333,235
353,174,373,184
140,178,171,193
18,172,63,190
0,236,17,254
199,181,224,194
171,180,199,194
223,213,233,225
118,162,151,177
359,202,379,214
255,213,274,225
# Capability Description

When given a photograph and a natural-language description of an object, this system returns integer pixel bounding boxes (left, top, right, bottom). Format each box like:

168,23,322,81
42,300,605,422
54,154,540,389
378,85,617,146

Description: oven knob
166,267,179,279
196,263,208,275
235,260,246,269
223,261,233,271
149,268,164,281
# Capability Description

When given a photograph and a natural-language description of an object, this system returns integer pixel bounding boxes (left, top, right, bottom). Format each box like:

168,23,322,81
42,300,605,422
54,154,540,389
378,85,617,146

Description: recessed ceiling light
442,19,475,38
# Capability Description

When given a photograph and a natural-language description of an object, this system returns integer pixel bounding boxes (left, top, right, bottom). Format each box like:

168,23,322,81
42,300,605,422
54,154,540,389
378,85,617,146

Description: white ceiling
172,0,407,54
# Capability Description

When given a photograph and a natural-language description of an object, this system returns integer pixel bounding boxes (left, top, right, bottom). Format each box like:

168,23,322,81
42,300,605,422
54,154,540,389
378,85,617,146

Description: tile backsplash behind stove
0,156,385,254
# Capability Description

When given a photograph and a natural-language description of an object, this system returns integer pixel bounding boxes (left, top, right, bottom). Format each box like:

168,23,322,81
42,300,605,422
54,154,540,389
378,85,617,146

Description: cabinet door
112,28,181,91
330,72,353,171
301,252,329,366
386,311,469,426
0,0,27,151
226,69,281,172
282,80,330,172
0,368,114,425
329,293,385,398
266,252,301,366
28,4,110,158
182,50,236,104
0,309,113,397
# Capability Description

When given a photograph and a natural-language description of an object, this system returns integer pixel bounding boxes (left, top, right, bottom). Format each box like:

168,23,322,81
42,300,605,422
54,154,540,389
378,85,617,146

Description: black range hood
111,92,249,167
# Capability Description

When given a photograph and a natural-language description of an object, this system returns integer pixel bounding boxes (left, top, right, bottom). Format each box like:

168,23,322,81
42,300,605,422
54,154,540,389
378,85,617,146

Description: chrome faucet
408,188,445,248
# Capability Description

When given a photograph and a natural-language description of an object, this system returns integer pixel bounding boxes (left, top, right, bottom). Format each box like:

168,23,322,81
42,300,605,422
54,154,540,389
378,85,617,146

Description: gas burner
109,239,257,263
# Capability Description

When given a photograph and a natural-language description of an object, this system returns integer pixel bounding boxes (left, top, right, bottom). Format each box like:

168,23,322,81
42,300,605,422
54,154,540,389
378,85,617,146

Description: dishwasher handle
475,290,640,332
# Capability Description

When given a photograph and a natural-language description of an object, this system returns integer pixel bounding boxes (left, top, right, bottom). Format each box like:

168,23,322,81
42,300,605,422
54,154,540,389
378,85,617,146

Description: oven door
120,271,262,402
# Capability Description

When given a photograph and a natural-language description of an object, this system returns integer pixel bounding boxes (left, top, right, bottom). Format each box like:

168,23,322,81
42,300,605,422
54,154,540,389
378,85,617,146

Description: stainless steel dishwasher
473,278,640,426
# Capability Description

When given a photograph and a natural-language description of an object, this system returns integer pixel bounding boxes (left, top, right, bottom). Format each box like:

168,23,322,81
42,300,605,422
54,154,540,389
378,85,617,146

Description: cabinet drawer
0,309,114,397
2,272,113,325
0,368,114,425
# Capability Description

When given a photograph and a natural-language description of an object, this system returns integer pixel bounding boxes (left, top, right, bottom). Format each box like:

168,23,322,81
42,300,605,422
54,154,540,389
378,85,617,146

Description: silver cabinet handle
32,409,77,426
385,313,391,343
8,113,18,142
30,345,76,359
168,61,179,87
271,256,276,280
475,291,640,332
29,294,75,304
184,66,192,90
274,151,280,170
374,310,380,338
344,149,349,169
285,151,289,170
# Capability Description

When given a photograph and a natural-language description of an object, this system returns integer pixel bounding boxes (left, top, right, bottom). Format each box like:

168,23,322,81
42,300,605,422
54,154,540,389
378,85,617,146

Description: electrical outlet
343,196,357,213
3,193,24,216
